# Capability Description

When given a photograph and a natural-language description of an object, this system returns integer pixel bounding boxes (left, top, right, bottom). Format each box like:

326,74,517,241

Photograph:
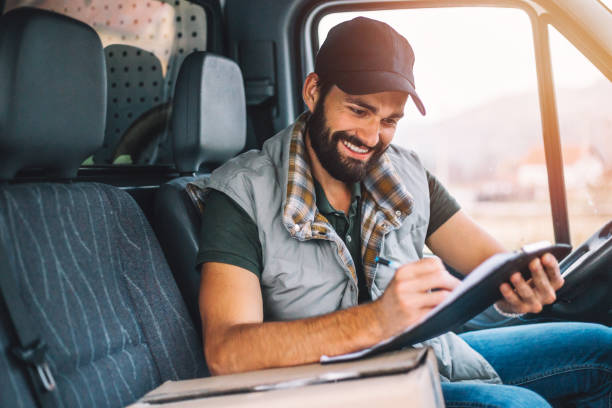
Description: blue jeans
442,323,612,408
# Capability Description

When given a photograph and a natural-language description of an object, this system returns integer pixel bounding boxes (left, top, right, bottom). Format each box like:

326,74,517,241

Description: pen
374,256,400,269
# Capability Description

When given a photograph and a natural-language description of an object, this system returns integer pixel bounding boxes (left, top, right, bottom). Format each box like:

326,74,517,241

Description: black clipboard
322,242,571,363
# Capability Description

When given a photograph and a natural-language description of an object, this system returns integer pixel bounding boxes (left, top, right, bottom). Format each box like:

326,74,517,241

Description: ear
302,72,321,113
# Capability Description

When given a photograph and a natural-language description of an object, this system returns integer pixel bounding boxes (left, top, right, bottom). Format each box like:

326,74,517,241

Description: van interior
0,0,611,406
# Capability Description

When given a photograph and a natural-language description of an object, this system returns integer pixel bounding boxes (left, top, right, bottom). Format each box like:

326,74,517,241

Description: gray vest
199,122,501,384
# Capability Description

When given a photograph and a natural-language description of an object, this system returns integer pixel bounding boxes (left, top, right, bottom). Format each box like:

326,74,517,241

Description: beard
306,101,387,184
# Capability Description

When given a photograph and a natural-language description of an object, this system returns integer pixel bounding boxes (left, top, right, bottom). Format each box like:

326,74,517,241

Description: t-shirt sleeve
195,189,263,279
426,169,461,238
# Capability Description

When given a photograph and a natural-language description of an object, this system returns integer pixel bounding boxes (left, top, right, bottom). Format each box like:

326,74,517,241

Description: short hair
315,75,334,105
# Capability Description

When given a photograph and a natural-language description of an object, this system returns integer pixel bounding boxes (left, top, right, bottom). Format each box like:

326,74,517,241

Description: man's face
307,85,408,183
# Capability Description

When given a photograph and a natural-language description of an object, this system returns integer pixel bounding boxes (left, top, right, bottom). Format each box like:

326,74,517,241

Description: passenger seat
154,52,246,333
0,8,207,407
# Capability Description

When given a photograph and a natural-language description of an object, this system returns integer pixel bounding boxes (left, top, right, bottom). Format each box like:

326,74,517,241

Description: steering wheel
532,220,612,325
112,102,172,165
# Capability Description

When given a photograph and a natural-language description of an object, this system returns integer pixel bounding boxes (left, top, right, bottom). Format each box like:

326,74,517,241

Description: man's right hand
374,257,461,338
201,258,460,374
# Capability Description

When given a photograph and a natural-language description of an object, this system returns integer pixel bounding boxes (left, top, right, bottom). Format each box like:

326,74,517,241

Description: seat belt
0,243,58,408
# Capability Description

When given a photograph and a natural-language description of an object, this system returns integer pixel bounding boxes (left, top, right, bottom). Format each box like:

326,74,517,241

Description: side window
318,8,555,250
4,0,207,165
548,25,612,247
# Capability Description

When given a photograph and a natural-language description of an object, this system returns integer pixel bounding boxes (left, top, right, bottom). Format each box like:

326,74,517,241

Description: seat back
96,44,167,165
0,8,206,407
154,52,246,332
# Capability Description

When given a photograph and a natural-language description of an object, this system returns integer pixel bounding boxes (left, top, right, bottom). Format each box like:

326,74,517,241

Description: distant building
517,145,604,189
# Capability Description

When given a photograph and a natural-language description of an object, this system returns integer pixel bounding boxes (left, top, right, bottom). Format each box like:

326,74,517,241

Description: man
195,17,611,407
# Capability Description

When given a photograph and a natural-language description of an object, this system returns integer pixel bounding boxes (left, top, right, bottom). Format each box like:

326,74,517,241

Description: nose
359,117,380,148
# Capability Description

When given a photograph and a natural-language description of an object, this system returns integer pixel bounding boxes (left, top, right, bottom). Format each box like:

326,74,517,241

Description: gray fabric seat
0,8,207,407
154,52,246,334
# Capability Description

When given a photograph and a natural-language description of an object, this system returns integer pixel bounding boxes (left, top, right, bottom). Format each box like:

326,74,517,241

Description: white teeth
342,140,369,154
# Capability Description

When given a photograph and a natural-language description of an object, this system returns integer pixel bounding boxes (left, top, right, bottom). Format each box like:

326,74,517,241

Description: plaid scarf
282,112,414,287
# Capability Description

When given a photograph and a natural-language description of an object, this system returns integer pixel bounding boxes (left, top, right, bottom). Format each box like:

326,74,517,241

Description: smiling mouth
341,140,371,155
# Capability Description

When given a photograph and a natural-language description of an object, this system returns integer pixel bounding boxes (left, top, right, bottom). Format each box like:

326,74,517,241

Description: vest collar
281,112,414,240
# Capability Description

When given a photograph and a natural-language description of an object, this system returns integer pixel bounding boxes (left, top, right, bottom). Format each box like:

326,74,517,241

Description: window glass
4,0,207,165
599,0,612,12
318,8,554,251
549,25,612,247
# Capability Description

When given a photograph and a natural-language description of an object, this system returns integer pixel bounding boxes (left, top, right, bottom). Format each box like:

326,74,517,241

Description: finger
510,272,542,313
418,256,445,270
413,290,452,308
541,253,564,290
499,282,524,311
395,257,446,281
396,270,460,293
400,256,445,276
529,258,557,305
425,272,461,292
511,272,534,299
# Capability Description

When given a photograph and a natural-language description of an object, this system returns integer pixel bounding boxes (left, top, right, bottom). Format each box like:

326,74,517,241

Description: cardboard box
128,347,444,407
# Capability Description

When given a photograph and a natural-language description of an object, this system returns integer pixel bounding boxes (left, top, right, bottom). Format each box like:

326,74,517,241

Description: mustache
331,131,382,152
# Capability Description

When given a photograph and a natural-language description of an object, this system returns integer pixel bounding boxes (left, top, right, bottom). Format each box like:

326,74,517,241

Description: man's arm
200,258,460,375
426,209,504,275
426,210,564,314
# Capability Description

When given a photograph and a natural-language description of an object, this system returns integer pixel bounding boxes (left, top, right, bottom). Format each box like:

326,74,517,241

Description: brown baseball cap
315,17,426,115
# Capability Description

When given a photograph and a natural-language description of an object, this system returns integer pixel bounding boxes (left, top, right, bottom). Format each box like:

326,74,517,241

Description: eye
348,106,366,116
382,118,397,127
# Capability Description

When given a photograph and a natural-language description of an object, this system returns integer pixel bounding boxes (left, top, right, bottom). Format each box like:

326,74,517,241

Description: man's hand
374,257,461,338
202,260,461,374
496,253,564,315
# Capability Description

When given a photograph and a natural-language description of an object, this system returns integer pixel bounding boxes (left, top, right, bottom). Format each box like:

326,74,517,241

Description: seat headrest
0,8,106,180
172,52,246,173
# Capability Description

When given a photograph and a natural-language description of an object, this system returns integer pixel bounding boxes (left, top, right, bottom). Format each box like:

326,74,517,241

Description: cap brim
333,70,426,116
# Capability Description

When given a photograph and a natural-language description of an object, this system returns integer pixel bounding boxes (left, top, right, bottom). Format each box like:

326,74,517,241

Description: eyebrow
345,96,404,120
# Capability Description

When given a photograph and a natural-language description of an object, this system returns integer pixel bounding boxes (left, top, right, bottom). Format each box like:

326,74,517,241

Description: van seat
154,52,246,333
0,8,206,407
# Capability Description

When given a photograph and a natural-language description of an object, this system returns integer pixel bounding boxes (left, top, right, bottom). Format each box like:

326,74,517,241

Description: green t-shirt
311,179,370,302
195,170,459,302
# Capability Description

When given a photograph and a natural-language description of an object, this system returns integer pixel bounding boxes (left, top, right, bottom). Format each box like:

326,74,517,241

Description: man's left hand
496,253,565,315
